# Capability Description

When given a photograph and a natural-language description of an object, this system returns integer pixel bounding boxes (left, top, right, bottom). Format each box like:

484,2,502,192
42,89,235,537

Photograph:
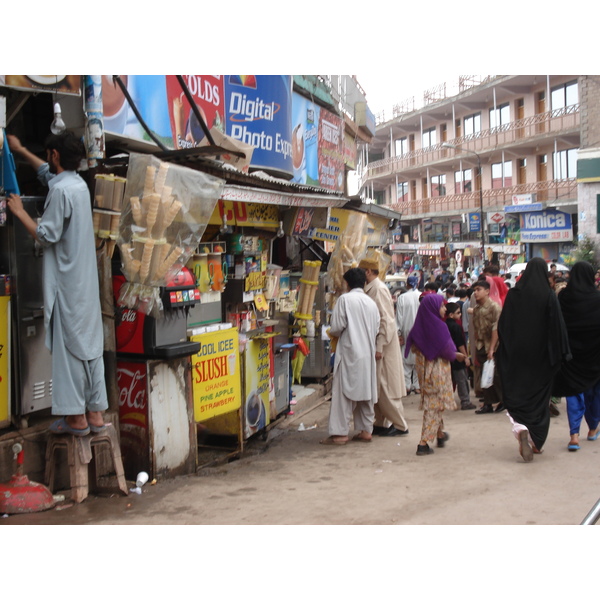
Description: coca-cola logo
116,308,139,349
117,366,147,412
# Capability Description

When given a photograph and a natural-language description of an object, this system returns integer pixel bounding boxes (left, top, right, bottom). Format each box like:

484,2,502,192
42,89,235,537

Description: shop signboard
209,199,279,229
224,75,293,177
243,337,271,439
191,328,241,422
310,207,351,242
519,209,573,242
468,213,481,233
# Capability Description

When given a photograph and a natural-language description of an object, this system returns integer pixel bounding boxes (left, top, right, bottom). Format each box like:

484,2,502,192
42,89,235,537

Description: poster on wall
225,75,293,177
165,75,225,149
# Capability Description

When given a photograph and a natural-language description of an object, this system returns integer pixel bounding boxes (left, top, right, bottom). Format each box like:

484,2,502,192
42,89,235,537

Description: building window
422,127,437,149
463,113,481,137
551,80,578,110
489,103,510,129
431,174,446,197
491,161,512,188
395,137,408,156
553,148,578,179
397,181,409,202
454,169,472,194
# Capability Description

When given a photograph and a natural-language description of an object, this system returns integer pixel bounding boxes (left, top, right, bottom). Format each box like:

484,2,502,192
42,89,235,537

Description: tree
567,235,600,270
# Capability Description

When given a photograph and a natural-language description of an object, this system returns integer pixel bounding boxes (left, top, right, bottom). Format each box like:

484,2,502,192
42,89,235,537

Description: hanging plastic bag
481,358,495,389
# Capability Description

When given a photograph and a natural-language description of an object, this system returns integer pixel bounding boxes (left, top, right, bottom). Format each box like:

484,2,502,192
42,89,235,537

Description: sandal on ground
320,436,347,446
568,442,580,451
587,429,600,441
352,434,372,443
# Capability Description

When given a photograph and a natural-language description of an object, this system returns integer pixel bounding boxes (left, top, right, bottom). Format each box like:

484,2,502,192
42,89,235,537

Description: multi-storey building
360,75,582,274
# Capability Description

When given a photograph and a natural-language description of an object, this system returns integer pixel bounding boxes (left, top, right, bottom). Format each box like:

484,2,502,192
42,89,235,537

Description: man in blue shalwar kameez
7,133,107,436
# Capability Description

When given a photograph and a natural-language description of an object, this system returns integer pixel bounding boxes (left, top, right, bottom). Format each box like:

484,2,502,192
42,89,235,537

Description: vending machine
114,268,200,479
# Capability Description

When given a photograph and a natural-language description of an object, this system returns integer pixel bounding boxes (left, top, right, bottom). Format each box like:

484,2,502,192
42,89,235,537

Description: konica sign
520,209,573,242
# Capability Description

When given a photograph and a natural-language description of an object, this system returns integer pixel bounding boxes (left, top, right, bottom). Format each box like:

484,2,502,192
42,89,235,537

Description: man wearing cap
396,274,422,395
360,258,410,436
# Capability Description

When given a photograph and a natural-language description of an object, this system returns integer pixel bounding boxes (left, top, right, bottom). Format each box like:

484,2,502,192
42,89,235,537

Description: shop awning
221,184,348,208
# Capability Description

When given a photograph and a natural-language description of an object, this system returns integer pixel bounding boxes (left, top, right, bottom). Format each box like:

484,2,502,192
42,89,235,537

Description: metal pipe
581,497,600,525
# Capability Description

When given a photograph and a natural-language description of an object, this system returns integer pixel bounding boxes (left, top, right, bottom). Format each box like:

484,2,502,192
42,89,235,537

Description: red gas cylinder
0,445,55,514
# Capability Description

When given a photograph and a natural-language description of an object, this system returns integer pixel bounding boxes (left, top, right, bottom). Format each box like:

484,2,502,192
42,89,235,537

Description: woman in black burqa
552,261,600,450
497,257,571,462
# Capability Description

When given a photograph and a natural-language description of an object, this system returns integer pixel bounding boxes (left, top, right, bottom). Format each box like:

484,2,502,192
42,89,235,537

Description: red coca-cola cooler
114,269,199,480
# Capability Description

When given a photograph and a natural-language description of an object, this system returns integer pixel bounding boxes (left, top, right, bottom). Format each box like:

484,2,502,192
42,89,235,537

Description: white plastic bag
481,358,495,389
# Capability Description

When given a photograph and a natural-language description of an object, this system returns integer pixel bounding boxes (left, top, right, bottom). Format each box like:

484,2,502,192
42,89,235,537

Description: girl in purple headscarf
405,294,466,455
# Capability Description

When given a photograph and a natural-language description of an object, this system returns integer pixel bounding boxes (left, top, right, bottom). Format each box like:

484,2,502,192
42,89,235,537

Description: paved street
3,387,599,526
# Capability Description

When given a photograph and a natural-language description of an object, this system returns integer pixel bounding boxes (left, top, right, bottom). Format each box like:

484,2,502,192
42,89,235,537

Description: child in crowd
445,302,476,410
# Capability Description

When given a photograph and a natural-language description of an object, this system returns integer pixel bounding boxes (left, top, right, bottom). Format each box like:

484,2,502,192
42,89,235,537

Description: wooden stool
44,425,129,503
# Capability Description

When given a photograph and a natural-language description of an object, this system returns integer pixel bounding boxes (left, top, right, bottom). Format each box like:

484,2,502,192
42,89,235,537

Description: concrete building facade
360,75,582,273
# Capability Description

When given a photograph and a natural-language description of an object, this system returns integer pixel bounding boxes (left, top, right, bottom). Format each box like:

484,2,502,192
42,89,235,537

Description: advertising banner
225,75,293,177
102,75,174,148
519,209,573,242
191,328,241,422
291,92,345,192
318,107,344,191
166,75,225,149
243,337,271,439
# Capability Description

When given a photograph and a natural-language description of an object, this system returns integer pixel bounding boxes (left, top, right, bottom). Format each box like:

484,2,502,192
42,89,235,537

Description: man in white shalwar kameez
321,268,380,445
8,133,107,436
360,259,409,436
396,275,422,394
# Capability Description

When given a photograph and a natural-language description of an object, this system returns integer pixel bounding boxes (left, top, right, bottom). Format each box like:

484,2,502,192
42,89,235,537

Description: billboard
291,92,345,192
224,75,293,177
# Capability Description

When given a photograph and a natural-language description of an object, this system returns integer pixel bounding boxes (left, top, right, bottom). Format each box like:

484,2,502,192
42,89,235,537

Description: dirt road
3,389,599,526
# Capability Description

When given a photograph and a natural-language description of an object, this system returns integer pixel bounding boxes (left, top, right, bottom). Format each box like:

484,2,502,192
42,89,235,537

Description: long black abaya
497,257,571,450
553,261,600,397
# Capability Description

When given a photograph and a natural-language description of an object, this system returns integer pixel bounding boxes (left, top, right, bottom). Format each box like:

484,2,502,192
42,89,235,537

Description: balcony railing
364,105,580,182
389,178,578,218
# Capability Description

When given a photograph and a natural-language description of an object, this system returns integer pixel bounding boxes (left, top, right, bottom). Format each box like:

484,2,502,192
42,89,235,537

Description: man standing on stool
7,133,107,436
360,258,410,436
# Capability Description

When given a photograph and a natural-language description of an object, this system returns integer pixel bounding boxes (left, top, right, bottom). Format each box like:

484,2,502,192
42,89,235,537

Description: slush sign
520,209,573,242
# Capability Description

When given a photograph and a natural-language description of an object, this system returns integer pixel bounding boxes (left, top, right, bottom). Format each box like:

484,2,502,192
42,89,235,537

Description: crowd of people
322,256,600,463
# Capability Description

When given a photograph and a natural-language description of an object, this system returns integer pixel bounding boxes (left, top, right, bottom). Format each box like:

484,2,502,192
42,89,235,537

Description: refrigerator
0,197,53,418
